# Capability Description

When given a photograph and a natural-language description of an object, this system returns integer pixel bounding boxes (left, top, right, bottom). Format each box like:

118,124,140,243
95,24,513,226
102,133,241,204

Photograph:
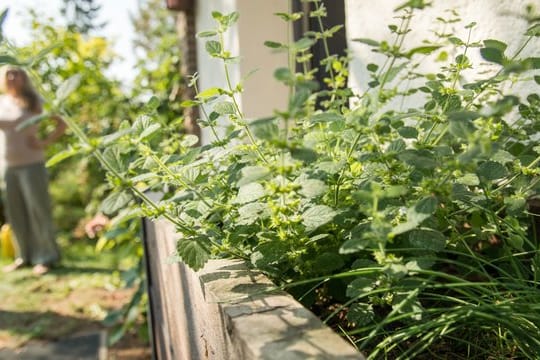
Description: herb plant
3,0,540,357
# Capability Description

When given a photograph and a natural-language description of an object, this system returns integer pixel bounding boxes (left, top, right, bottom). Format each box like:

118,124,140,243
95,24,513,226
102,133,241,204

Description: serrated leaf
101,128,133,145
234,183,266,204
398,126,418,139
176,237,210,271
457,173,480,186
297,178,326,198
347,303,375,326
249,117,279,141
55,74,82,104
138,123,161,140
102,146,127,173
251,241,288,268
448,112,478,139
398,149,437,169
181,134,199,147
302,205,337,232
347,279,374,298
205,40,222,56
100,191,132,215
408,229,446,252
237,202,270,225
214,101,236,115
477,161,508,181
237,166,271,186
313,252,344,274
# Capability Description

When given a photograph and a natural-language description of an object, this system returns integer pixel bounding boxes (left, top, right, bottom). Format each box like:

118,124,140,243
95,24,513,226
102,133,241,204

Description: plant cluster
2,0,540,357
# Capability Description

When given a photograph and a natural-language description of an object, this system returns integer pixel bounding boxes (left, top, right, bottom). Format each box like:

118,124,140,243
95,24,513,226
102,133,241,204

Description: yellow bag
1,224,15,259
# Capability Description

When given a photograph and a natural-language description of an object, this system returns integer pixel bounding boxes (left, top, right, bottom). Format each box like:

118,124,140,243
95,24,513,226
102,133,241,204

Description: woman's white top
0,95,45,167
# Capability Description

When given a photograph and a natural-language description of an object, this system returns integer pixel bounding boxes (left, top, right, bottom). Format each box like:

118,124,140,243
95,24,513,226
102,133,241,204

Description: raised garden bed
142,218,364,360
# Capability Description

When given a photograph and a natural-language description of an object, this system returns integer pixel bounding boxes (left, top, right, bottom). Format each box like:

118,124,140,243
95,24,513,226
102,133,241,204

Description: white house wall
346,0,539,107
195,0,289,145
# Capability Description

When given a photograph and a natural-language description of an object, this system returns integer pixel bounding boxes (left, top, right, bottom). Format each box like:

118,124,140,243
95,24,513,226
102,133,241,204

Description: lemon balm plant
3,0,540,357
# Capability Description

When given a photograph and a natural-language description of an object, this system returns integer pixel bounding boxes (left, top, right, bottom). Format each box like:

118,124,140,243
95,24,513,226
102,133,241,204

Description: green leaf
296,178,326,199
196,87,221,101
347,278,374,298
448,111,478,139
391,197,438,236
398,126,418,139
483,39,507,53
477,161,508,181
205,40,222,57
274,67,293,83
406,45,442,58
197,30,217,38
181,134,199,147
313,252,344,274
398,149,437,169
176,237,210,271
480,47,504,65
264,41,285,49
292,37,315,51
238,166,271,186
234,183,266,204
101,128,133,145
46,147,80,167
384,62,407,83
352,38,380,47
144,96,161,112
214,101,236,115
55,74,82,104
15,113,50,131
290,147,319,163
237,202,270,225
0,55,20,65
100,191,132,215
526,23,540,36
102,146,127,173
251,241,286,268
139,123,161,140
347,303,375,326
311,112,344,123
408,229,446,252
457,173,480,186
249,117,279,141
302,205,337,232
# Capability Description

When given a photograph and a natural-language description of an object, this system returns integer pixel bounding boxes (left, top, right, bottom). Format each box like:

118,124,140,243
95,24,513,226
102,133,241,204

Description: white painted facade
194,0,538,135
346,0,539,106
195,0,289,145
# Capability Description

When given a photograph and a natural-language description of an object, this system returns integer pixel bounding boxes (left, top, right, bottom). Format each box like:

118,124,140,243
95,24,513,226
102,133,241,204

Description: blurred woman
0,65,66,275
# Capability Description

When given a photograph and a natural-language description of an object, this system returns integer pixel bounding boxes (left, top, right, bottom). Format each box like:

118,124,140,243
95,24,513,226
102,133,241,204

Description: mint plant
4,0,540,357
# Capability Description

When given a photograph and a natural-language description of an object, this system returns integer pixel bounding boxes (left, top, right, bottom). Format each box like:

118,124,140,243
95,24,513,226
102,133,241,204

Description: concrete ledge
199,259,364,360
143,219,365,359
